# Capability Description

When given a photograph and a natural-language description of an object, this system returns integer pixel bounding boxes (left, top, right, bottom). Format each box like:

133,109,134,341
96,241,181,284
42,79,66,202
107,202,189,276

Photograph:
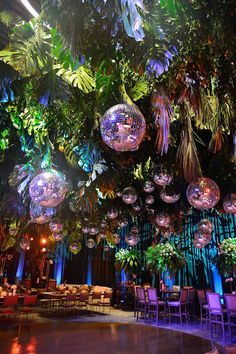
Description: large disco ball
125,232,140,246
198,219,213,234
155,212,170,227
145,195,155,205
122,187,138,204
30,203,56,224
133,203,141,212
186,177,220,210
100,104,146,152
19,238,30,250
107,208,118,219
49,219,63,233
29,169,68,207
153,165,173,186
113,234,121,245
143,181,155,193
223,193,236,214
89,225,99,236
51,233,64,242
160,186,180,204
87,238,96,249
118,217,128,228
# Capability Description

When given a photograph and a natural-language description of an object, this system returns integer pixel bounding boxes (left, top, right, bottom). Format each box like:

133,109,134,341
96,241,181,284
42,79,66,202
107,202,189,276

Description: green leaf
130,79,149,101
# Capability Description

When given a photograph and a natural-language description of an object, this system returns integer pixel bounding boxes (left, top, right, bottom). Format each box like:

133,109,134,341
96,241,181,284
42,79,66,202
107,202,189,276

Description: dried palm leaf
209,127,226,153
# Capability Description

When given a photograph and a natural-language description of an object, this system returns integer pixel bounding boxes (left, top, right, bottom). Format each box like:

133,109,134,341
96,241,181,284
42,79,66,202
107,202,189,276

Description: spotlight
41,238,47,245
41,248,46,253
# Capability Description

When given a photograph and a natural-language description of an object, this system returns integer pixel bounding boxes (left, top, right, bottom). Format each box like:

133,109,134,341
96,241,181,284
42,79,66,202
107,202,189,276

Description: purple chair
197,289,209,329
147,288,166,325
136,287,147,322
168,288,189,325
207,292,229,342
224,294,236,343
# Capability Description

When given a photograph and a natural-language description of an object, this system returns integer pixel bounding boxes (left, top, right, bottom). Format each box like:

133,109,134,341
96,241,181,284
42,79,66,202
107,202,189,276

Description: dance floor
0,320,217,354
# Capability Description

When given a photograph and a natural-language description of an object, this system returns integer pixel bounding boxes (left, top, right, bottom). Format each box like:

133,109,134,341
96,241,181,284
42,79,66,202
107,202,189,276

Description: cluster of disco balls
49,218,64,242
125,226,140,246
193,219,213,249
186,177,220,210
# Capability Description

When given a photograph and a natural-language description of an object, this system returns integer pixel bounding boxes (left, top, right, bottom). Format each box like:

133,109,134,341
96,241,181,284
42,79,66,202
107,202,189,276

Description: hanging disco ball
107,208,118,219
99,230,107,239
19,238,30,250
118,217,128,228
100,220,107,228
69,243,79,252
198,219,213,234
49,219,63,234
160,227,172,239
122,187,138,204
51,233,64,242
193,231,207,247
131,225,139,234
116,191,122,197
223,193,236,214
100,103,146,152
29,169,68,208
87,238,96,249
89,225,99,236
30,203,56,224
153,165,173,186
104,245,110,252
125,232,140,246
113,234,121,245
145,195,155,205
143,181,155,193
82,225,89,234
193,238,204,249
132,203,141,212
186,177,220,210
155,212,170,227
160,186,180,204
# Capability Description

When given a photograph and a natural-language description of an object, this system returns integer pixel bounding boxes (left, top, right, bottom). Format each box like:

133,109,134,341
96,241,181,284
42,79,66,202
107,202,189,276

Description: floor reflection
9,336,37,354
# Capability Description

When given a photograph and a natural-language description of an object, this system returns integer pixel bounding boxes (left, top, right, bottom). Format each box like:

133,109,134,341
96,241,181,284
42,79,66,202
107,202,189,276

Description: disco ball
49,219,63,233
131,226,139,234
100,104,146,152
118,217,128,228
99,230,107,239
104,245,110,252
193,231,207,246
100,220,107,228
193,239,204,249
19,238,30,250
132,203,141,212
87,238,96,249
223,193,236,214
155,212,170,227
89,225,99,235
125,232,140,246
145,195,155,205
160,186,180,204
30,203,56,224
198,219,213,234
69,243,79,252
122,187,138,204
113,233,121,244
160,227,172,239
153,165,173,186
107,208,118,219
51,233,64,242
143,181,155,193
82,225,89,234
186,177,220,210
29,169,68,207
116,191,122,197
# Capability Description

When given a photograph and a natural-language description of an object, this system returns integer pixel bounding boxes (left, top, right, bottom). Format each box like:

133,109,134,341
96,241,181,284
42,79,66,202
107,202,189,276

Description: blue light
87,253,92,285
16,251,25,280
55,257,62,285
212,265,223,295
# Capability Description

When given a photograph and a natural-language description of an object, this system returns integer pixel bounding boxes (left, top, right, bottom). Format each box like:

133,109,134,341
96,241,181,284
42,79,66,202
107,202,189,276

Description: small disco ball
223,193,236,214
107,208,118,219
125,232,140,246
155,212,170,227
52,233,64,242
145,195,155,205
82,225,89,234
198,219,213,234
160,186,180,204
153,165,173,186
194,231,207,247
160,227,172,239
186,177,220,210
122,187,138,204
89,225,99,236
104,245,110,252
143,181,155,193
113,233,121,244
193,238,204,249
132,203,141,212
29,169,68,208
69,243,79,252
30,203,56,224
131,225,139,234
118,217,128,228
19,238,30,250
49,219,63,233
99,230,107,239
116,191,122,197
87,238,96,249
100,103,146,152
100,220,107,228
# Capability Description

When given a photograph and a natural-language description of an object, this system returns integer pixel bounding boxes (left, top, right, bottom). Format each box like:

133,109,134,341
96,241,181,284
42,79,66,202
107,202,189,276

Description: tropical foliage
212,238,236,277
115,249,141,274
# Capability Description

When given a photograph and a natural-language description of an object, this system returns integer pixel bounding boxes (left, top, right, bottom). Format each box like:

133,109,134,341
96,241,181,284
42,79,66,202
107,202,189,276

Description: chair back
224,294,236,313
23,295,37,306
180,289,188,303
79,291,89,301
3,295,19,307
25,279,32,289
92,291,102,300
197,289,206,305
47,279,56,290
104,291,113,299
147,288,158,303
134,286,141,298
187,288,195,302
66,294,77,301
207,292,222,313
143,283,151,291
172,285,180,292
136,287,145,301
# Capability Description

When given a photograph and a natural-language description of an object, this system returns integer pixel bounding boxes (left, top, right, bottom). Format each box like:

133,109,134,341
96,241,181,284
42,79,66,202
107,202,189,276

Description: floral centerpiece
212,238,236,277
145,242,186,275
115,249,141,275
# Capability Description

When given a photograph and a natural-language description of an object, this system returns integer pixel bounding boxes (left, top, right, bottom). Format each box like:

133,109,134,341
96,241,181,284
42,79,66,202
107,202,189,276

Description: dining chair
197,289,209,329
136,287,147,322
0,295,19,316
98,291,113,313
224,293,236,343
168,288,189,325
87,291,102,312
146,288,166,325
207,292,229,342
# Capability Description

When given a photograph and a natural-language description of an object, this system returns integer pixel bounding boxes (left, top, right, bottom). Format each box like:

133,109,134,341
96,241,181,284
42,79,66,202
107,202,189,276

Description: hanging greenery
115,248,141,274
211,238,236,277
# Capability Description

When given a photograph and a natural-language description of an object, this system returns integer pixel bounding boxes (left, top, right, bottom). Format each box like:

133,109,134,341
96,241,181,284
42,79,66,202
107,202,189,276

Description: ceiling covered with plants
0,0,235,255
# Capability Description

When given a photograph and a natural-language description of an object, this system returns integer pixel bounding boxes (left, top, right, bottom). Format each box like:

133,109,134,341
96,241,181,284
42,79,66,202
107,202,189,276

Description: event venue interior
0,1,235,353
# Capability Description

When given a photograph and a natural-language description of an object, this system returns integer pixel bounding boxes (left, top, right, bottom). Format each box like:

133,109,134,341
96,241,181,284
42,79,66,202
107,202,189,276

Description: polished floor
0,320,215,354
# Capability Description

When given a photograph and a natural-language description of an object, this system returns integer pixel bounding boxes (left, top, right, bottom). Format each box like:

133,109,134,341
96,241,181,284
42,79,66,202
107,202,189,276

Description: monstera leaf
55,65,95,93
73,141,102,173
0,60,18,102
